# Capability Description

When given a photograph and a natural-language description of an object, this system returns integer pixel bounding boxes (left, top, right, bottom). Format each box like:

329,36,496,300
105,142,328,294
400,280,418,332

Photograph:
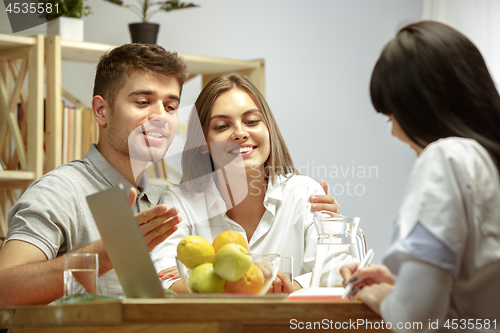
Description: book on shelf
68,105,75,162
62,105,97,164
74,107,83,160
62,105,70,164
82,108,97,156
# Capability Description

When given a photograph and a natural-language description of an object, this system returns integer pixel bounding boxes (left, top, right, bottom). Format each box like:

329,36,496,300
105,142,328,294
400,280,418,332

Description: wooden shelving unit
0,34,44,238
0,34,265,238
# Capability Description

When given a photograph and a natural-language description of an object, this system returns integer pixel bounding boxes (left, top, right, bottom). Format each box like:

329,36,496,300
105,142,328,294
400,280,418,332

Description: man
0,43,186,306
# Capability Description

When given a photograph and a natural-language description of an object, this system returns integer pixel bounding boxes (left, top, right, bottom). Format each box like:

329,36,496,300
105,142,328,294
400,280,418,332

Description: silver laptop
86,185,165,298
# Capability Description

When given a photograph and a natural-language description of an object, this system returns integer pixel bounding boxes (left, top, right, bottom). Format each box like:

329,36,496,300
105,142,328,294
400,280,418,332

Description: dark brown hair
370,21,500,167
93,43,188,107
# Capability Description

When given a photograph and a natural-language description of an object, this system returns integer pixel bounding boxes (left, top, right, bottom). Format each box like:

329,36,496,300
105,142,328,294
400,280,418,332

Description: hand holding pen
342,249,375,299
339,250,395,299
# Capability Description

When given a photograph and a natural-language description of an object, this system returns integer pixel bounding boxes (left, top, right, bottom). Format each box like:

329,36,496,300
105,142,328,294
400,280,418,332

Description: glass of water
280,256,294,282
64,253,98,297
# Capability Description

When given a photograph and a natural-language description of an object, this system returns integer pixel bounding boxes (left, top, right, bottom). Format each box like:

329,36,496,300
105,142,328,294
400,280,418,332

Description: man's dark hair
93,43,188,107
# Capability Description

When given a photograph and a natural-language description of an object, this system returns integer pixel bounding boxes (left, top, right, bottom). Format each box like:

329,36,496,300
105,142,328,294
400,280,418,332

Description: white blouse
382,137,500,325
151,174,325,288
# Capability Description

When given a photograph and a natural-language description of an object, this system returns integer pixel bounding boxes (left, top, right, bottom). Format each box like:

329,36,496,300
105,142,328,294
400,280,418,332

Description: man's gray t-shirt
7,144,171,297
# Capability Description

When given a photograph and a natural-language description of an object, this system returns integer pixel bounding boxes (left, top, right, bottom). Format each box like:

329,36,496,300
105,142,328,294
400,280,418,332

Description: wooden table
0,297,391,332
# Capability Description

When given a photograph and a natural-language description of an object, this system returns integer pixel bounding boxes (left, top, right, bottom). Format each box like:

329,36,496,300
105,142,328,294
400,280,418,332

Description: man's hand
135,205,181,251
310,180,340,214
128,187,182,252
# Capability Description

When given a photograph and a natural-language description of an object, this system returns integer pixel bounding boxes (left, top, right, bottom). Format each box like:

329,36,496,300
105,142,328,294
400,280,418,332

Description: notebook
86,185,166,298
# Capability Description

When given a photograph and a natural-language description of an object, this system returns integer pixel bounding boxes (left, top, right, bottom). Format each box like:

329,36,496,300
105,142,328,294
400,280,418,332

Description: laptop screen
86,185,165,298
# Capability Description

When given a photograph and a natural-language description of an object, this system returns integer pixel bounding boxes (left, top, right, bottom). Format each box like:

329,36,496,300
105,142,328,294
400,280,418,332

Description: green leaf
37,0,92,20
159,0,199,12
100,0,198,21
103,0,124,5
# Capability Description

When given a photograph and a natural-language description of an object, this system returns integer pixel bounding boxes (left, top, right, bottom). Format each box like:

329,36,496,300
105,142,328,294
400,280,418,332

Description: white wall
1,0,424,263
422,0,500,90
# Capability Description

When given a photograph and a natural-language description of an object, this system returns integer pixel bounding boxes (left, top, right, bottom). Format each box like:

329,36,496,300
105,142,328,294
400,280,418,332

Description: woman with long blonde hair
154,73,340,293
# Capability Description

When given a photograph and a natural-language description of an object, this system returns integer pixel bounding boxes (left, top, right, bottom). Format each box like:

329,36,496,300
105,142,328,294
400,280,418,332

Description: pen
341,249,375,299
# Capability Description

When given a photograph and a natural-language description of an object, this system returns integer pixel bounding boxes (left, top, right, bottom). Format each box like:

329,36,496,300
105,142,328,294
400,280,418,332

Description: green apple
213,243,252,282
188,263,225,293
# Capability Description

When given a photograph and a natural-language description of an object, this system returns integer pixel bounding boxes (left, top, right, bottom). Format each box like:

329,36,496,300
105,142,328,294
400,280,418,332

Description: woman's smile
228,145,258,157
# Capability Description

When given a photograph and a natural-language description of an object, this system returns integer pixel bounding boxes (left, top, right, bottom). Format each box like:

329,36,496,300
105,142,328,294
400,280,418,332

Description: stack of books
62,106,98,163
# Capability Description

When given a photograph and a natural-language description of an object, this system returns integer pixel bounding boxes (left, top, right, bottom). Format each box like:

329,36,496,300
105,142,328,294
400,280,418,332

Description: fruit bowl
176,253,281,295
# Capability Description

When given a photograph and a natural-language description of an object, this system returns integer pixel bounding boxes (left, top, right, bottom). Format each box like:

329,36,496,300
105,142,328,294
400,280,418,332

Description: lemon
177,235,215,269
212,230,249,252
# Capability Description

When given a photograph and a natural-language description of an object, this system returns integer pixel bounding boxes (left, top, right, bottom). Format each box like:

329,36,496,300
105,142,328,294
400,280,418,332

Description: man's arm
0,200,180,307
0,239,111,307
0,241,57,306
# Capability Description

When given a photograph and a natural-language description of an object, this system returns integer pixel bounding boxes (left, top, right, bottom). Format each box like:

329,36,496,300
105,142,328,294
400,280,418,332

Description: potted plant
42,0,93,42
104,0,199,44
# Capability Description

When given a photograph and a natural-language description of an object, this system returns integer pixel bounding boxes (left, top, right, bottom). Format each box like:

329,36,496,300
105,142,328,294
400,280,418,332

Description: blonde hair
181,73,298,191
